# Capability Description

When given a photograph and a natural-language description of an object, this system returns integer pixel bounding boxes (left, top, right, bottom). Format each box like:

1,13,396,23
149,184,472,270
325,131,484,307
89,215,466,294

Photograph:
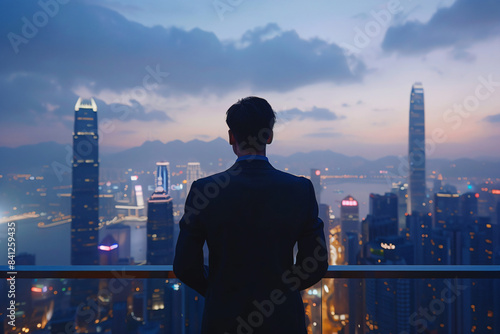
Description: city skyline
1,1,500,331
1,1,500,159
1,89,499,333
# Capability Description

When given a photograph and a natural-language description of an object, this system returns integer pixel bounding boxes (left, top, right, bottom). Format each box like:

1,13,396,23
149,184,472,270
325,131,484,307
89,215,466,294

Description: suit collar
229,158,275,171
236,154,269,163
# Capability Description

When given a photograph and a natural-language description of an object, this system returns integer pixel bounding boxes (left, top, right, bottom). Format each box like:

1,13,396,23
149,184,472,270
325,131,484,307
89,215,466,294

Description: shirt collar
236,155,269,163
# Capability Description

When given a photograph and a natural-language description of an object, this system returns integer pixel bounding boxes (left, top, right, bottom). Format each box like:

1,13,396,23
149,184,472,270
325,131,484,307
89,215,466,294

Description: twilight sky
1,0,499,159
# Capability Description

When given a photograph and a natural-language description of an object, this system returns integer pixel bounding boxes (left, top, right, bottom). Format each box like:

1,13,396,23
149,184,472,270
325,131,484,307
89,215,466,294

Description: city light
98,243,118,251
342,200,358,206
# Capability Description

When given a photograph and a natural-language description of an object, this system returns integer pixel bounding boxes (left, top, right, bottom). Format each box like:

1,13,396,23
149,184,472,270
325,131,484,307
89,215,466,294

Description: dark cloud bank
0,0,365,127
382,0,500,55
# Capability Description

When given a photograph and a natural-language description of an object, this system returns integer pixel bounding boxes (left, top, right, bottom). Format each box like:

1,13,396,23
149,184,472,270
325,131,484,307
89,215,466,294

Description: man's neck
236,151,266,158
233,145,266,158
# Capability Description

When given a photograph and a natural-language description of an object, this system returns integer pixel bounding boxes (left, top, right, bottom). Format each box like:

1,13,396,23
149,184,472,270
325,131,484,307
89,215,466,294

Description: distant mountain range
1,138,499,179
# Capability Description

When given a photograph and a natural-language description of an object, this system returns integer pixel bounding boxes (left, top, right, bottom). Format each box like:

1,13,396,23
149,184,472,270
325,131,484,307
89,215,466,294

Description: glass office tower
71,97,99,265
408,82,426,214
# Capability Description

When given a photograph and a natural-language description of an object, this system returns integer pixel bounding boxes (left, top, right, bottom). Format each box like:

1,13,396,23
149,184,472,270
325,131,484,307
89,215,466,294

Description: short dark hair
226,96,276,151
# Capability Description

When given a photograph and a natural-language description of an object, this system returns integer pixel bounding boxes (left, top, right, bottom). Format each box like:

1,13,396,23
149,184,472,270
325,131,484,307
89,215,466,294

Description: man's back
174,158,328,333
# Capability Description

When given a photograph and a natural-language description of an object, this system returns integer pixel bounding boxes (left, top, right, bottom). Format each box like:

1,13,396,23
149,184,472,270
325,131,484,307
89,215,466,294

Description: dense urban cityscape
1,82,499,333
1,0,500,333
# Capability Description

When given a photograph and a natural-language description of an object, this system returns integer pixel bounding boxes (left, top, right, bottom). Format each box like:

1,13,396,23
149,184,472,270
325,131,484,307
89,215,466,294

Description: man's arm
173,180,209,296
294,179,329,291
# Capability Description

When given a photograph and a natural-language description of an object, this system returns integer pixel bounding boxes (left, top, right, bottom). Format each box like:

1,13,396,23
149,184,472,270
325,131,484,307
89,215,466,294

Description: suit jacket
174,158,328,333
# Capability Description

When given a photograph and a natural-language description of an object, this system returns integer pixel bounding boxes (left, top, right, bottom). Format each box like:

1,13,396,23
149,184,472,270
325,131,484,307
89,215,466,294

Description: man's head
226,96,276,155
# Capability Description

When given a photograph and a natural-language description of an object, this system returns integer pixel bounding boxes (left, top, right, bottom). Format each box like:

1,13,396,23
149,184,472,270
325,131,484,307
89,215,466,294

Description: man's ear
266,130,273,144
228,130,235,145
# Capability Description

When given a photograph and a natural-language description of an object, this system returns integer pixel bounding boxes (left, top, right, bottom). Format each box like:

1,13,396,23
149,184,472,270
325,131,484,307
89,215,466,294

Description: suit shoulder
272,169,312,187
190,168,234,187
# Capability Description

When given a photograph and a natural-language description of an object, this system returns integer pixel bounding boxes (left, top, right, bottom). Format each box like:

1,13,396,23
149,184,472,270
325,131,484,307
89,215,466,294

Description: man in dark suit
174,96,328,333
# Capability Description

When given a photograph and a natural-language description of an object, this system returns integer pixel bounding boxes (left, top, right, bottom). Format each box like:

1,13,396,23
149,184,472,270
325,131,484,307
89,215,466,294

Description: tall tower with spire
147,163,174,265
71,97,99,265
408,83,427,214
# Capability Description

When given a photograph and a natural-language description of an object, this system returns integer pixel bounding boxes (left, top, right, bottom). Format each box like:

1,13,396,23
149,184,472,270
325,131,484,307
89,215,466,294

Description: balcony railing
2,264,500,278
2,265,500,333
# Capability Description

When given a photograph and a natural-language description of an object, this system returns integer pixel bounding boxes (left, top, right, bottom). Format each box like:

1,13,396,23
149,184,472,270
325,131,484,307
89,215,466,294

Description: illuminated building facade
391,182,408,231
147,168,174,265
462,217,498,333
341,195,359,243
186,162,202,191
363,236,413,334
369,192,398,234
71,97,99,265
156,161,170,193
70,98,100,331
146,166,176,329
460,192,478,222
434,192,460,228
370,193,398,221
408,82,426,214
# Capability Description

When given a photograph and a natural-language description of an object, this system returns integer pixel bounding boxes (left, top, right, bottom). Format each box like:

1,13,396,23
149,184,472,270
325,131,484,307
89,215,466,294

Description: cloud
0,72,169,125
0,0,365,135
99,100,173,122
277,107,344,122
382,0,500,55
483,114,500,123
0,2,365,94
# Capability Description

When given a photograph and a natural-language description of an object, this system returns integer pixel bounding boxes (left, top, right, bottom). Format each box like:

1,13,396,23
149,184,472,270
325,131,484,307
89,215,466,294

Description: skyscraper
70,98,100,327
146,164,175,327
341,195,359,227
408,82,426,214
369,192,398,225
362,193,399,255
156,161,170,193
186,162,202,191
71,97,99,265
434,192,460,228
460,192,478,222
147,165,174,265
340,195,360,261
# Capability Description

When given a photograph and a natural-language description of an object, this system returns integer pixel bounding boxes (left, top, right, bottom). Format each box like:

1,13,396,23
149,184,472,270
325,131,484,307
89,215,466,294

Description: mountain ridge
1,139,499,178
